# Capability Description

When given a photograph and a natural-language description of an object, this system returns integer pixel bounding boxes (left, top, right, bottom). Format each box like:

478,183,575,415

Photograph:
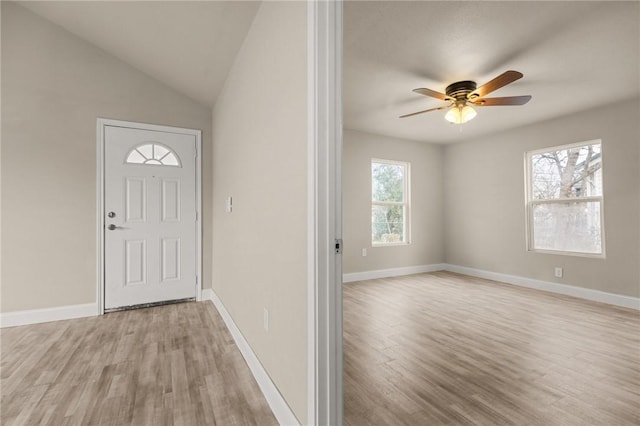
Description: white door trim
97,118,202,315
307,1,343,424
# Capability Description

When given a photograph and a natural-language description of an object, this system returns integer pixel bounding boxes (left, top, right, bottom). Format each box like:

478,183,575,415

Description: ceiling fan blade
470,70,523,98
399,105,449,118
413,88,451,101
472,95,532,106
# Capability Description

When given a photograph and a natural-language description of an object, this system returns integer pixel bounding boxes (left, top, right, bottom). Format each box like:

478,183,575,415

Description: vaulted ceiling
17,1,640,144
19,1,260,108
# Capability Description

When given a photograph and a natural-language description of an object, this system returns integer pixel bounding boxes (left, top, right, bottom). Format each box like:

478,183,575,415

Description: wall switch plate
225,196,233,213
554,267,563,278
362,248,367,257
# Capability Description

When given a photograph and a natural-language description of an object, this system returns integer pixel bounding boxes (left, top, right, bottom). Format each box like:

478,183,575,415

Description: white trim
96,118,202,314
372,242,410,247
97,118,203,136
371,159,411,246
530,196,603,204
526,138,603,156
343,264,447,283
527,245,605,259
202,289,300,426
524,139,605,258
307,1,343,425
443,264,639,310
0,303,99,328
342,263,639,310
195,128,203,303
97,122,106,314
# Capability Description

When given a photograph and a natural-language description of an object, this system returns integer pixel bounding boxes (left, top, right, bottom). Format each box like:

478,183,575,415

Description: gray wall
1,2,213,312
211,2,307,422
343,99,639,298
343,129,444,273
444,98,640,298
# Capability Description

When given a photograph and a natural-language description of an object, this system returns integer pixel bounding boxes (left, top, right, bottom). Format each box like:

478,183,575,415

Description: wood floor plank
1,301,277,426
344,271,640,426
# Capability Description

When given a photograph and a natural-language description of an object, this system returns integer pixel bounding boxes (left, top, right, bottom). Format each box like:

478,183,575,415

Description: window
371,159,410,245
126,143,181,167
526,140,604,256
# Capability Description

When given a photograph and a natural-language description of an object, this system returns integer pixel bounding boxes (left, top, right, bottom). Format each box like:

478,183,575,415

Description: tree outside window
526,141,604,256
371,159,410,245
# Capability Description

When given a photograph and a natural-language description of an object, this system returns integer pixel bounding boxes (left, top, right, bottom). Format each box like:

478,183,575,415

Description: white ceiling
344,1,640,143
19,1,260,108
16,1,640,143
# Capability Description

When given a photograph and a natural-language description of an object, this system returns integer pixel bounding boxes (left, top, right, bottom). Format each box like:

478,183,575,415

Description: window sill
372,242,411,247
527,248,605,259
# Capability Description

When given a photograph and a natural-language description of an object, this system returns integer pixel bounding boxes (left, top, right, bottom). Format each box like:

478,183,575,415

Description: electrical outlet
554,267,563,278
362,248,367,257
263,308,269,332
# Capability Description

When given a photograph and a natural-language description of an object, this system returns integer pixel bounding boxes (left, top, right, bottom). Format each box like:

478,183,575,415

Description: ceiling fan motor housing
445,80,477,103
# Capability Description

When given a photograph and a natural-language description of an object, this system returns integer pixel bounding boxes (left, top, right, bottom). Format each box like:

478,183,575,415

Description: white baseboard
342,263,447,283
202,289,300,426
342,263,639,310
443,264,640,311
0,303,98,328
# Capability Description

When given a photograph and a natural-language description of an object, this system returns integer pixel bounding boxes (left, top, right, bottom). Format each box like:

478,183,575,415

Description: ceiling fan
400,70,532,124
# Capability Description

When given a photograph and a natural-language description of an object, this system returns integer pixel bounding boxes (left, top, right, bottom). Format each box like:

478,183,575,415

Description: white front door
104,124,197,310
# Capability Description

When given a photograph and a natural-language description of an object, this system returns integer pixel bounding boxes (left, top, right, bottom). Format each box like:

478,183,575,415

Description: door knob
108,224,119,230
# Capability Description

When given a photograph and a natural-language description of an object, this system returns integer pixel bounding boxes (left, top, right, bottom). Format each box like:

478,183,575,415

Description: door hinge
335,239,343,254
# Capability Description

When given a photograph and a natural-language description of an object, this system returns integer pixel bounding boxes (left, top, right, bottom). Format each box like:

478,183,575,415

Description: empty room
341,1,639,425
1,1,639,426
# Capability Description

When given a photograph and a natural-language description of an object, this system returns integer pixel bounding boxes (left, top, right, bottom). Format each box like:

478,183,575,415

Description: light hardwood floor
1,301,277,426
343,271,640,426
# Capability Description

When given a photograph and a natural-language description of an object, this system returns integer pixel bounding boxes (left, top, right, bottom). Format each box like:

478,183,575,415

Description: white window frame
125,143,182,167
371,158,411,246
525,139,605,258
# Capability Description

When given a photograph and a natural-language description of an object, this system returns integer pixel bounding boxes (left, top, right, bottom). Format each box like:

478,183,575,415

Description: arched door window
125,143,181,167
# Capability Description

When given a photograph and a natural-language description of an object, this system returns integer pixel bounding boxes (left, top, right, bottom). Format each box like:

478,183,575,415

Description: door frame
307,0,343,424
96,118,202,315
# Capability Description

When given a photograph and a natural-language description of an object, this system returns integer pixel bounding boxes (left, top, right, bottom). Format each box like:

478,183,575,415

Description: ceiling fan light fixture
402,71,530,122
445,105,477,124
